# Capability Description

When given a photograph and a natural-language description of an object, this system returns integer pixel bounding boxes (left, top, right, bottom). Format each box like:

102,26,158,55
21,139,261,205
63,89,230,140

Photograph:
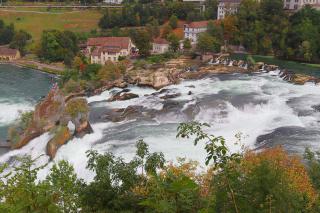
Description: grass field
0,8,103,42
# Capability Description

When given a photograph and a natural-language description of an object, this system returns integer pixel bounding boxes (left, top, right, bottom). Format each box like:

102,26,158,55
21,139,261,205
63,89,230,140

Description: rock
291,74,316,85
74,120,93,138
254,62,264,71
180,70,208,80
265,64,279,72
46,126,72,159
188,91,192,95
113,79,128,88
108,92,139,102
152,72,172,89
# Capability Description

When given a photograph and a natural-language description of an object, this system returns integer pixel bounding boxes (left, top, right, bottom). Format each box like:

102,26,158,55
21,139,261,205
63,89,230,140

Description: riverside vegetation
1,122,320,212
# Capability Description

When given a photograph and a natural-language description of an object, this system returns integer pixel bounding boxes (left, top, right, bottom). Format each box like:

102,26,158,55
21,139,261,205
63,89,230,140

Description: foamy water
2,71,320,182
0,64,52,157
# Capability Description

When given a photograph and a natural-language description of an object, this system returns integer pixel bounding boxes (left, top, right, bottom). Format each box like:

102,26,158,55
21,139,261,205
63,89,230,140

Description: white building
103,0,123,4
284,0,320,10
184,21,208,44
152,38,170,54
217,0,242,20
217,0,320,20
87,37,134,64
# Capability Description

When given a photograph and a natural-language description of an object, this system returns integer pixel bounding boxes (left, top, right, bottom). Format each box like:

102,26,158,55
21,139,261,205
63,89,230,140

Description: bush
65,98,89,119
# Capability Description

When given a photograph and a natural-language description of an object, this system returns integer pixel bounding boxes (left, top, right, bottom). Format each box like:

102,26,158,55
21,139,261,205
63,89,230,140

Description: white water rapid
1,70,320,182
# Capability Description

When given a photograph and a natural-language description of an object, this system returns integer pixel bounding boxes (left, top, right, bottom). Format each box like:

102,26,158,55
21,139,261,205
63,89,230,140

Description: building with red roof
0,46,20,61
86,37,134,64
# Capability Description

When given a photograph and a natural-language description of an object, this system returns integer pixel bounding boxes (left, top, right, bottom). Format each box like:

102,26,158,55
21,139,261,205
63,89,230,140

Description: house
217,0,242,20
184,21,208,44
152,38,170,54
0,46,20,61
103,0,123,4
87,37,134,64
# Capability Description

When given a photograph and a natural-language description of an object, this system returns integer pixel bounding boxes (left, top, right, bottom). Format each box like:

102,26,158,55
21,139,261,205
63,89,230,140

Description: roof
185,21,209,28
87,37,131,49
153,38,169,45
0,47,19,56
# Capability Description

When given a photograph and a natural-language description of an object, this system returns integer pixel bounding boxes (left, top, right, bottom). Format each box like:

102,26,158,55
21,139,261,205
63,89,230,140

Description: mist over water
1,68,320,182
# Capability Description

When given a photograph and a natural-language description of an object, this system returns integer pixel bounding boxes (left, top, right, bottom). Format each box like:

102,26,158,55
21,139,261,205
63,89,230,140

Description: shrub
65,98,89,119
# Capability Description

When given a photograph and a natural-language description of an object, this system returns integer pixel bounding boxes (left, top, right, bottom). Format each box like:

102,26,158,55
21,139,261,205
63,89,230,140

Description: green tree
46,160,81,213
183,38,192,51
197,33,220,53
169,14,178,29
132,29,152,57
9,30,31,56
167,33,180,52
0,156,59,212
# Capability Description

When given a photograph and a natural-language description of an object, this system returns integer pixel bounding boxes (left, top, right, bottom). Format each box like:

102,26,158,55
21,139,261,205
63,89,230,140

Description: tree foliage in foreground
0,122,320,212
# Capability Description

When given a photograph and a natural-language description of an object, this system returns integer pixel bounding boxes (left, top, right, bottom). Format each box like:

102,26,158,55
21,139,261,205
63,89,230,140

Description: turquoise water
0,64,52,153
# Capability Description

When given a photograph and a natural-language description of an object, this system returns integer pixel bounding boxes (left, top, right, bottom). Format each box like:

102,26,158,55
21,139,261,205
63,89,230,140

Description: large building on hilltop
284,0,320,10
87,37,134,64
103,0,123,4
184,21,208,44
217,0,242,20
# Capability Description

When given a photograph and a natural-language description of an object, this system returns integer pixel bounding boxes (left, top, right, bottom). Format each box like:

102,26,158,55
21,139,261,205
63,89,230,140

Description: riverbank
0,59,64,75
231,54,320,77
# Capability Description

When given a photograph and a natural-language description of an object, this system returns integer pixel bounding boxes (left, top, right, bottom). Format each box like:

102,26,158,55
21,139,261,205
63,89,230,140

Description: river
0,66,320,182
0,64,53,155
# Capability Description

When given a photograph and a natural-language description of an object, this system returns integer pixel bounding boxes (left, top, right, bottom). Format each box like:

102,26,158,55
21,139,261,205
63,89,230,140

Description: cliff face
10,87,93,159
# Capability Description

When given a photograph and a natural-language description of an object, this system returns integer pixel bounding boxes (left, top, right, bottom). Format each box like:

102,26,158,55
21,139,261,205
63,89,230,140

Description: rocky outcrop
279,70,318,85
74,120,93,138
9,87,93,159
92,79,128,95
127,65,181,90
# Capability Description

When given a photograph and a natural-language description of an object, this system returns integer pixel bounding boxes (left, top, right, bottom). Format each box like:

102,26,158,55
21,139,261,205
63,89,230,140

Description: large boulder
46,126,72,159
